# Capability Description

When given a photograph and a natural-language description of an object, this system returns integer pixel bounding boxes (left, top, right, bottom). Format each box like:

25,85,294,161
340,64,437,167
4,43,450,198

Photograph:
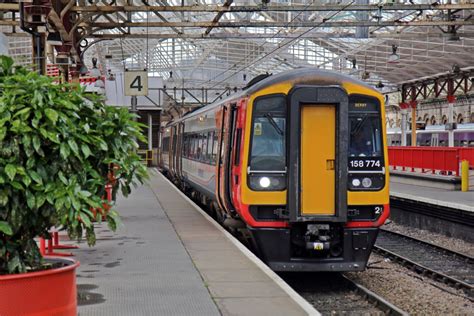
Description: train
159,69,390,272
387,124,474,147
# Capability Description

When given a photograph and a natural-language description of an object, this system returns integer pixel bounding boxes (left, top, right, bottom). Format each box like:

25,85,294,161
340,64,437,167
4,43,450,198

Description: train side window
202,132,208,162
212,131,219,163
190,134,196,158
207,131,213,163
197,134,203,160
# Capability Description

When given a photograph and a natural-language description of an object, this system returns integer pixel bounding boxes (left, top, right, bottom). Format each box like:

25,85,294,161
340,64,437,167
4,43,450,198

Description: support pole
447,97,455,147
409,101,417,147
148,113,153,151
461,160,469,192
411,107,417,146
401,108,407,147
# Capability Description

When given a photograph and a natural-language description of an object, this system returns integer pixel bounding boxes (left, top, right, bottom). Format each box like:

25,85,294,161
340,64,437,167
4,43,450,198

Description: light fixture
259,177,271,188
351,58,357,69
387,44,400,63
452,64,461,74
89,57,101,77
362,178,372,188
46,32,62,46
352,179,361,187
376,81,385,88
361,71,370,80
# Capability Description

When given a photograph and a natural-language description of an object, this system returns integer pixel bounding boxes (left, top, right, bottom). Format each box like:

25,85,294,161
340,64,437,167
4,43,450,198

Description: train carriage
159,69,390,272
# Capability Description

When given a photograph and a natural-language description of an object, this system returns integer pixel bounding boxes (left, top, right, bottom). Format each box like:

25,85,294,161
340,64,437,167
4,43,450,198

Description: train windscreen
349,115,382,157
249,96,286,172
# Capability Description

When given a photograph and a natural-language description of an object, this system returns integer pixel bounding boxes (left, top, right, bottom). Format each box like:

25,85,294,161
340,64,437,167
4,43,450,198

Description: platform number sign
124,71,148,96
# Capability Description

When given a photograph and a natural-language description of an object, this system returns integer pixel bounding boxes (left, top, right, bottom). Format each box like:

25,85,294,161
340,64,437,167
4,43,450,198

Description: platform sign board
105,73,163,108
124,71,148,96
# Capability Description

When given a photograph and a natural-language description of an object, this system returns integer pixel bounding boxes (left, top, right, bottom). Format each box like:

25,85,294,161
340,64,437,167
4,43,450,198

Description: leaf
80,211,92,228
58,172,68,185
29,170,43,185
44,108,59,123
68,139,79,156
60,143,70,159
11,181,23,190
0,191,8,206
25,190,35,209
13,107,31,119
5,164,16,181
32,135,41,153
0,221,11,235
81,144,92,158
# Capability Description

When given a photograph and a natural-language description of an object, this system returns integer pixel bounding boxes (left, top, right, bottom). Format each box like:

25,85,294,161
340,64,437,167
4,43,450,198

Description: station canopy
2,0,473,108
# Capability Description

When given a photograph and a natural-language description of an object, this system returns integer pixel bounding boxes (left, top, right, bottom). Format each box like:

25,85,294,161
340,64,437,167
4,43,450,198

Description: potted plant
0,56,147,315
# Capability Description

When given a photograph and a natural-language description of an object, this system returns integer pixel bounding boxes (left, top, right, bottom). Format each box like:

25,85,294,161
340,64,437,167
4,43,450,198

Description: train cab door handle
326,159,335,170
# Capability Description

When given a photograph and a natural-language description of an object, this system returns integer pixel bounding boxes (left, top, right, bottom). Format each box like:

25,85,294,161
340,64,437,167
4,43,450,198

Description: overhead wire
208,0,356,89
202,0,318,86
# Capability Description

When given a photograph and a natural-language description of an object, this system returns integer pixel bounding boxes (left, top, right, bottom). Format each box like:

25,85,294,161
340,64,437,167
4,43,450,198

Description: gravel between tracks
346,253,473,315
382,220,474,257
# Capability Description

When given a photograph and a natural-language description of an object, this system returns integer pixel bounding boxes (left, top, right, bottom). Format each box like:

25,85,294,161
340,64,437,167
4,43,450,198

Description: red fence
388,146,474,176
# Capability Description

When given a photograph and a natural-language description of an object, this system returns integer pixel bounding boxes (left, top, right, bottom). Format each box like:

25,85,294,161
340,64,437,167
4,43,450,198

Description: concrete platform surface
390,181,474,212
73,169,316,316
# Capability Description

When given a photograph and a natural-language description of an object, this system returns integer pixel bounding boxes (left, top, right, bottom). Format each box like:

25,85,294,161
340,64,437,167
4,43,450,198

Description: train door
216,103,237,214
288,87,348,222
301,105,336,215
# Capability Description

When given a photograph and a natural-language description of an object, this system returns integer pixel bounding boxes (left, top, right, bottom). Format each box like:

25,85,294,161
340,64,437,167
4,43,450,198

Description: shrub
0,56,147,274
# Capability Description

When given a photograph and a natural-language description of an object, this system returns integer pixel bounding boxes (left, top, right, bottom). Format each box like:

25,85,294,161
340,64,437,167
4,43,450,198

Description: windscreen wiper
351,114,368,136
264,113,284,136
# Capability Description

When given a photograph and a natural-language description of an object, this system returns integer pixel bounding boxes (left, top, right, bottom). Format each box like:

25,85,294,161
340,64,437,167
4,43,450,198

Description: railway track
374,229,474,296
281,272,407,315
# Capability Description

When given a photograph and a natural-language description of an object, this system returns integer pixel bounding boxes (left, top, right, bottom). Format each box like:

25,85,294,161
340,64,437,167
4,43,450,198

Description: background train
159,69,390,272
387,124,474,147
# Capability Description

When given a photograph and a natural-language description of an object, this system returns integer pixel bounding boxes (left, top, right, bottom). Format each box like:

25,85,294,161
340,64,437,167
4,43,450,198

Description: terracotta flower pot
0,257,79,316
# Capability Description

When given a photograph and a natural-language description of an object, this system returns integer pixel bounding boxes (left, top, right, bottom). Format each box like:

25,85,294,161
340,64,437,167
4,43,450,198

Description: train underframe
249,225,378,272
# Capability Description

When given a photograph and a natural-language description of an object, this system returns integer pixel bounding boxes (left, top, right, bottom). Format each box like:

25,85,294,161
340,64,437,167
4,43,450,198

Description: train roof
168,68,379,125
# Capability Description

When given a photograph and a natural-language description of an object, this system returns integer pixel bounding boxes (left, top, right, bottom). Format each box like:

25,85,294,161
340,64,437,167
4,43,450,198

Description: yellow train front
160,69,390,272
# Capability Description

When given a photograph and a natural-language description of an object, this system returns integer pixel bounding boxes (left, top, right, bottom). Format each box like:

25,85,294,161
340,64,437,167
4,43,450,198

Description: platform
390,181,474,212
74,169,316,316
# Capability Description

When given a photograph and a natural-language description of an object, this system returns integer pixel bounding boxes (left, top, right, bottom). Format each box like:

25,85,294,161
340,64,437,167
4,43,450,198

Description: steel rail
374,230,474,296
341,275,408,316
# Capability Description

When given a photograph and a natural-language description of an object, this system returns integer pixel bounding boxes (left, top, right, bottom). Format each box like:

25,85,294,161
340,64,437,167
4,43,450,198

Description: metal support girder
401,70,474,103
66,4,474,13
142,0,182,34
81,20,474,28
204,0,233,35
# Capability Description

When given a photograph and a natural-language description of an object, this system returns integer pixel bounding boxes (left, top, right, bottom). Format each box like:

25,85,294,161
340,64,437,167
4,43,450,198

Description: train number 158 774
349,159,381,168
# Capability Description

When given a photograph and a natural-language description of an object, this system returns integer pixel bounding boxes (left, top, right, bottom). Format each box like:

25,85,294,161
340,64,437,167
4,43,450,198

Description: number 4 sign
124,71,148,96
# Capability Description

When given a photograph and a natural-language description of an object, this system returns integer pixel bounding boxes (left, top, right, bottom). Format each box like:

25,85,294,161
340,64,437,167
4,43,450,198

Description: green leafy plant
0,56,148,274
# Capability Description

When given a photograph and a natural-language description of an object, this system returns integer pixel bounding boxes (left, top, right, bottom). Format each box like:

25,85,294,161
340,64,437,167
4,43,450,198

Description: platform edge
152,169,320,316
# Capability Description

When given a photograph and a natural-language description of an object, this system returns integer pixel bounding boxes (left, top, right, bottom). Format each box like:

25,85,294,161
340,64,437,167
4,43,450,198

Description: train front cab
237,81,390,272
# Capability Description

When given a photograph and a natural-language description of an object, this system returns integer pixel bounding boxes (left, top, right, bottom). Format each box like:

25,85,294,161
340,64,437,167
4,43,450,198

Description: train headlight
352,179,361,187
249,174,286,191
362,177,372,188
259,177,271,188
